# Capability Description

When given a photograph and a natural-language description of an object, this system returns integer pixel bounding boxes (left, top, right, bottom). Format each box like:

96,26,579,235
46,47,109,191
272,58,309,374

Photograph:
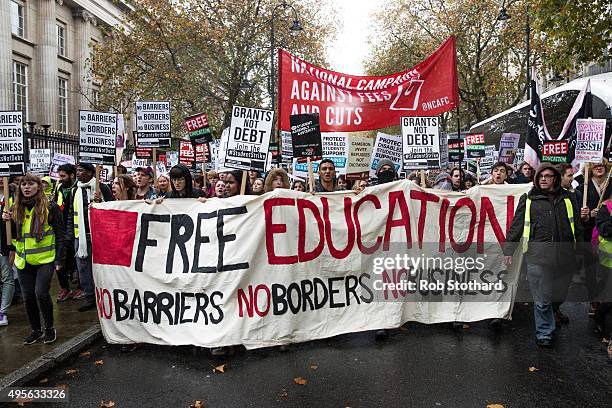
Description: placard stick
583,163,590,208
476,158,481,184
3,177,11,243
597,165,612,209
95,165,101,194
240,170,248,195
202,146,207,191
420,170,426,187
307,157,314,193
152,148,158,184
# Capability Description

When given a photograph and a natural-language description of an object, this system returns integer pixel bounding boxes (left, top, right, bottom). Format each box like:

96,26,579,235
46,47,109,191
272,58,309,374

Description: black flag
524,68,551,169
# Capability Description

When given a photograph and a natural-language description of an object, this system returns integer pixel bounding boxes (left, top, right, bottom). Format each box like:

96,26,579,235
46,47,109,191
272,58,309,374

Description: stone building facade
0,0,129,134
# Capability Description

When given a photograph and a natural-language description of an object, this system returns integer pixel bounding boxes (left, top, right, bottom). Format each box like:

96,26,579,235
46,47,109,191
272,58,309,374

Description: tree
366,0,533,130
531,0,611,75
90,0,336,143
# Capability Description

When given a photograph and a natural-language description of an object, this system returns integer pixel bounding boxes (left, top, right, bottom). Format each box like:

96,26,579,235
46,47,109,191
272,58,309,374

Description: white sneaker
0,313,7,326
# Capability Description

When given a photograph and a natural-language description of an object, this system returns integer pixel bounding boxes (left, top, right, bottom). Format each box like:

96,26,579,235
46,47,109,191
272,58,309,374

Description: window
57,23,66,56
58,78,68,132
91,89,100,108
11,1,25,37
12,62,28,118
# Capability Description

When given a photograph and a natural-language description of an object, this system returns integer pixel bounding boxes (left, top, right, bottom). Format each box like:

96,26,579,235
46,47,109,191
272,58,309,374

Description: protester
0,178,14,326
2,174,66,344
193,175,205,193
248,170,261,188
251,178,265,195
515,162,534,184
594,198,612,360
557,163,575,193
353,179,369,193
433,172,452,190
112,175,137,200
483,162,509,185
219,172,227,182
577,160,612,317
68,163,113,312
116,164,128,176
224,170,250,197
134,166,157,200
41,176,54,200
450,167,464,191
165,164,206,198
214,180,226,198
315,159,337,192
504,163,582,348
373,158,399,340
156,174,171,198
264,169,290,193
53,164,78,302
464,173,475,189
206,171,219,197
337,174,349,190
292,180,306,192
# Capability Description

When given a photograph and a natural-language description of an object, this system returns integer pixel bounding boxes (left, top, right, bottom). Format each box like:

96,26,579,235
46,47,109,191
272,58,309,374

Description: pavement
19,301,612,408
0,280,99,378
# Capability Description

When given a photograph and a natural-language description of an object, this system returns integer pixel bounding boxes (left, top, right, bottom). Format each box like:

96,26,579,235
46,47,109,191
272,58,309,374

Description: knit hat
376,159,396,175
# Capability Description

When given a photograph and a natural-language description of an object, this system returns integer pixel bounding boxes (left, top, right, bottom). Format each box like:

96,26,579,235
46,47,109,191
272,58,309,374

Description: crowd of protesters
0,157,610,361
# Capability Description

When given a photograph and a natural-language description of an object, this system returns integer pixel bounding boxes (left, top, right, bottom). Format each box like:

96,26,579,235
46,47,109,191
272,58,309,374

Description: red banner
278,36,458,132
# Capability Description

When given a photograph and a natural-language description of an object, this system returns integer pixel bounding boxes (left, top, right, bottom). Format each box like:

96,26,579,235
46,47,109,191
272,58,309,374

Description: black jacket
596,203,612,240
165,164,206,198
504,163,583,267
575,178,612,240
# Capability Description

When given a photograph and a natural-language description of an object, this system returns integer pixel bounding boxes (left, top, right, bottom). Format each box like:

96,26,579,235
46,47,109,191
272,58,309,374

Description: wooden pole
239,170,248,195
95,165,101,194
3,177,11,243
420,169,426,187
152,148,158,184
583,163,590,208
202,144,207,193
476,158,481,184
307,157,314,193
597,165,612,209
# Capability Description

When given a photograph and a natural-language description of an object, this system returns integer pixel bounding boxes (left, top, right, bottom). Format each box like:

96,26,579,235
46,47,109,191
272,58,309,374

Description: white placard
370,132,402,177
49,153,76,180
0,111,25,176
401,116,440,170
135,101,171,148
79,110,117,165
575,118,606,164
29,148,52,173
225,106,273,172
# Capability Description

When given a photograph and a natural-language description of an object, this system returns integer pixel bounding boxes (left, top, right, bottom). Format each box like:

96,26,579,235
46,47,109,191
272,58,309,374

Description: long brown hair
114,175,137,200
12,173,49,240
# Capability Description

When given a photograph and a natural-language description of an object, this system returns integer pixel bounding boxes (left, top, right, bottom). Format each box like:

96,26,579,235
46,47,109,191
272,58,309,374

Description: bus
469,72,612,150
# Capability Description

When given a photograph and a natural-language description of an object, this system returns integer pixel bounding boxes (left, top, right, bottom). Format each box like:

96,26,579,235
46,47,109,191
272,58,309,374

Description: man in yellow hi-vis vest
504,163,583,348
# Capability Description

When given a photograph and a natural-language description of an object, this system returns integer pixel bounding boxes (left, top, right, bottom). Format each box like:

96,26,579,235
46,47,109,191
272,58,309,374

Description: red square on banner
90,208,138,267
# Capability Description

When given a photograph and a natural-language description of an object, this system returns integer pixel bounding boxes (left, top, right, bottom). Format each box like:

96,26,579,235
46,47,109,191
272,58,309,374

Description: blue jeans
0,255,14,314
74,239,94,298
526,263,555,340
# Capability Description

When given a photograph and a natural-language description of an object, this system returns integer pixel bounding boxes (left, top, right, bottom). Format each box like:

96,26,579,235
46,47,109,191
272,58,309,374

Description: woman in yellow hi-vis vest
2,173,66,345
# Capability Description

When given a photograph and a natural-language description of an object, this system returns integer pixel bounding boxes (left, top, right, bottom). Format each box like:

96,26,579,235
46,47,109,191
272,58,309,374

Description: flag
524,68,551,169
554,79,592,169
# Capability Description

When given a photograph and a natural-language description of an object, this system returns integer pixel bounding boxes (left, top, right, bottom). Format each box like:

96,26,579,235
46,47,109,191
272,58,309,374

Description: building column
72,8,96,122
37,0,58,127
0,1,13,111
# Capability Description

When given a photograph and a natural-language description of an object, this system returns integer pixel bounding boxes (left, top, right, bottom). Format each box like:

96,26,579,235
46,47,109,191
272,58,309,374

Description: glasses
538,174,555,180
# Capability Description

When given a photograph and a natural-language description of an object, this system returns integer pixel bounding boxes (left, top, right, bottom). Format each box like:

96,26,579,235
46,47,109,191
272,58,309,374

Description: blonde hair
12,173,49,240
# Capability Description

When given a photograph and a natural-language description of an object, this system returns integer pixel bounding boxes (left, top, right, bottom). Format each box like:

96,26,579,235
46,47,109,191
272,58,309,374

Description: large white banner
91,182,529,349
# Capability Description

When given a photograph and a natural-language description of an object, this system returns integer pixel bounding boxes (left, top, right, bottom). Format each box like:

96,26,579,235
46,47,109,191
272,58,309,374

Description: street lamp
269,0,302,162
498,2,530,100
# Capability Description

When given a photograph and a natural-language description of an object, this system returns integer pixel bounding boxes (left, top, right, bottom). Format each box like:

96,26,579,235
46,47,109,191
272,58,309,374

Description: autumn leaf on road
278,391,288,399
528,367,540,372
95,360,104,366
39,378,48,384
293,377,307,385
486,404,504,408
79,351,91,357
213,364,226,373
65,369,78,376
99,401,115,408
190,401,205,408
309,364,318,370
16,398,33,406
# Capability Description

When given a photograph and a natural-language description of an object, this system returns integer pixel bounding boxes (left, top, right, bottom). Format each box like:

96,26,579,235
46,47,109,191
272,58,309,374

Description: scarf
76,177,97,258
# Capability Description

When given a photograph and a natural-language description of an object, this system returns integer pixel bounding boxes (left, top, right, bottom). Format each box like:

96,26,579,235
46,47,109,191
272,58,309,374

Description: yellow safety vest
598,235,612,269
72,190,79,238
12,207,56,269
522,197,575,253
